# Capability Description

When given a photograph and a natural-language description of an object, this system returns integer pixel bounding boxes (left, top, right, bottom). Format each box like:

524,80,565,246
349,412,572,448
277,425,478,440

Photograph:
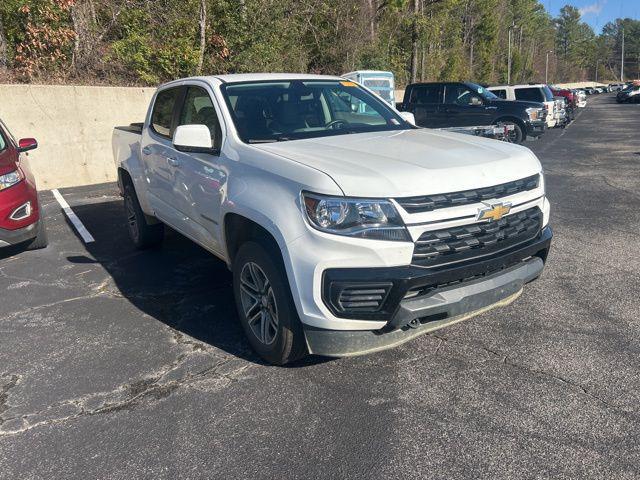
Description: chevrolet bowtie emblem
477,202,512,222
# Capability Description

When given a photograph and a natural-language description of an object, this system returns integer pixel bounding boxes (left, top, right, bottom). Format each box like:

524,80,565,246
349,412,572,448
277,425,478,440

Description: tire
233,241,306,365
26,217,48,250
496,121,523,144
123,183,164,249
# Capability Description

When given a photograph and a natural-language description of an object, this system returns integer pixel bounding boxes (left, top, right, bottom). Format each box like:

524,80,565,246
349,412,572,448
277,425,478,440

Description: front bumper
525,120,546,137
0,221,38,247
305,226,552,357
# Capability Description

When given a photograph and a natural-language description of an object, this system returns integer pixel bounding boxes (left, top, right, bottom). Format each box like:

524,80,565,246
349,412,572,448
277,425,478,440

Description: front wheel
26,217,48,250
496,121,523,144
233,241,306,365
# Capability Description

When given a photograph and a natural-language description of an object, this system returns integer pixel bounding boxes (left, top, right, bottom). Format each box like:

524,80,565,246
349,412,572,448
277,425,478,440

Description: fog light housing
9,201,32,221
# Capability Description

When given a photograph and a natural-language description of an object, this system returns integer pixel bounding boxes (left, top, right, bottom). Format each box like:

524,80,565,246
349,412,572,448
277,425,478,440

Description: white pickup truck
113,73,552,365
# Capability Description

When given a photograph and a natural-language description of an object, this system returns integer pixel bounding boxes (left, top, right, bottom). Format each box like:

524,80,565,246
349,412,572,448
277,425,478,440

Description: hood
255,129,542,197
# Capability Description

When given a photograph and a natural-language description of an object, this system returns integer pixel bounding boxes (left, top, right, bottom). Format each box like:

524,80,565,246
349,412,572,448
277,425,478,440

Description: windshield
467,83,499,100
542,86,554,101
220,80,410,143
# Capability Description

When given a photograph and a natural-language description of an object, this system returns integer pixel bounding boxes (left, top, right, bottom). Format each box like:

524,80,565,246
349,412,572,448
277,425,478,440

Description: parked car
0,119,47,251
573,89,587,108
553,97,570,127
397,81,546,143
550,86,578,120
112,74,552,364
616,84,640,103
487,84,557,128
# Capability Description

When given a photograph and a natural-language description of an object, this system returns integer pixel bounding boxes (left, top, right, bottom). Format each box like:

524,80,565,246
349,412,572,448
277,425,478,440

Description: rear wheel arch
117,167,133,194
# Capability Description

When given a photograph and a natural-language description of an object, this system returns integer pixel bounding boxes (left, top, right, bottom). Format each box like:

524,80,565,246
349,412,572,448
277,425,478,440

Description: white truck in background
113,73,552,365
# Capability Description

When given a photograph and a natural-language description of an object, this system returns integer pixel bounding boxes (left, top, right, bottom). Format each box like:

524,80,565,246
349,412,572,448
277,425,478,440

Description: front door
171,85,226,253
442,84,493,127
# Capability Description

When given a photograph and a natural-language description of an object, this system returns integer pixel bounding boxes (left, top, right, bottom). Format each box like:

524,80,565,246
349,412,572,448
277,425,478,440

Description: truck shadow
66,199,326,367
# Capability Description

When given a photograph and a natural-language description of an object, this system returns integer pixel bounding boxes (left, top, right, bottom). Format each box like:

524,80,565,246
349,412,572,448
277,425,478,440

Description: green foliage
0,0,637,85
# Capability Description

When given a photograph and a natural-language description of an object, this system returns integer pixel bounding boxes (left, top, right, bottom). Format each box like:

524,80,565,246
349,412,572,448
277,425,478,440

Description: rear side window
151,88,180,138
177,86,223,151
514,87,544,103
409,85,442,104
0,132,5,151
492,89,507,99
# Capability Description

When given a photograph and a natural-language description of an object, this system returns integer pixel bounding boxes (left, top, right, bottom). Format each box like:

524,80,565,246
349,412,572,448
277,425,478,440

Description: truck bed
112,123,144,171
114,122,144,135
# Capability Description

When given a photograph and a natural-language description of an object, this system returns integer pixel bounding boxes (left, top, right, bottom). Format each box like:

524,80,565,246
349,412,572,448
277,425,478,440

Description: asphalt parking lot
1,93,639,479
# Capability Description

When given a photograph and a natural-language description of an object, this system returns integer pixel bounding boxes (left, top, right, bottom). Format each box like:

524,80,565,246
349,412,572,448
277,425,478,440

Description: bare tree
197,0,207,74
71,0,98,72
410,0,445,83
0,14,7,70
409,0,419,83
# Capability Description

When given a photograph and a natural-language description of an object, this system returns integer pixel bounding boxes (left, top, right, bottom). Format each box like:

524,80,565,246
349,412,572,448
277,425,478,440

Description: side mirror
398,111,416,126
470,97,483,106
17,138,38,153
173,124,213,153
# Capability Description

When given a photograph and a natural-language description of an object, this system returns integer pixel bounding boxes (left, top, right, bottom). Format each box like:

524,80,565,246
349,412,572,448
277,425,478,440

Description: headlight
0,170,23,191
302,192,410,242
526,107,541,121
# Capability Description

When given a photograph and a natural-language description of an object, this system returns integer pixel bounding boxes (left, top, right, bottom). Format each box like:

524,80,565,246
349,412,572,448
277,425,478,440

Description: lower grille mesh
334,283,392,312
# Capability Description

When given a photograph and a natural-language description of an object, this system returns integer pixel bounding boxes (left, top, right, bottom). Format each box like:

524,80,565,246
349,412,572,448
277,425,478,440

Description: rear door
403,84,443,127
140,86,185,227
171,84,226,252
442,83,493,127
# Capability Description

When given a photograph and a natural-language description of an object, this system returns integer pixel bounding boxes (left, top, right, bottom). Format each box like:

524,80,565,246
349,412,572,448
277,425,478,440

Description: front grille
395,175,539,214
332,283,392,313
412,207,542,266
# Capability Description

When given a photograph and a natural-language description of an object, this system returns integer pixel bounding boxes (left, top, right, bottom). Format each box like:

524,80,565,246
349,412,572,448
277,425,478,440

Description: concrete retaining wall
0,85,156,189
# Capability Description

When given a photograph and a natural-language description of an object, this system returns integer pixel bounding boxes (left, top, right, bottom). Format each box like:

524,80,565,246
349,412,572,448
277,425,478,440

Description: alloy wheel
239,262,279,345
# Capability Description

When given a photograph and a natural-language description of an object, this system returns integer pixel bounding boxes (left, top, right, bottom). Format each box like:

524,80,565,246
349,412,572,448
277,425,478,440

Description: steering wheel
325,119,349,130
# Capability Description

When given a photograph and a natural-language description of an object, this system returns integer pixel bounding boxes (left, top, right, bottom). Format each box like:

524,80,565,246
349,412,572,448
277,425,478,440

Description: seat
235,97,270,139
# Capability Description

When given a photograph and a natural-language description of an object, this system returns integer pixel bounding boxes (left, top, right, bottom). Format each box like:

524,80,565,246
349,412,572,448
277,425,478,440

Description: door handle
166,156,181,167
142,146,151,155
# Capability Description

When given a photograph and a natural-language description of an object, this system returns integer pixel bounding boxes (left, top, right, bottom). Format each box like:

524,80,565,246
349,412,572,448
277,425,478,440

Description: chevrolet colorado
112,74,552,365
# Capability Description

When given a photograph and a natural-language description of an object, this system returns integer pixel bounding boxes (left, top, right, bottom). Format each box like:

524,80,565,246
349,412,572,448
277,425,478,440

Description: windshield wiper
247,136,293,144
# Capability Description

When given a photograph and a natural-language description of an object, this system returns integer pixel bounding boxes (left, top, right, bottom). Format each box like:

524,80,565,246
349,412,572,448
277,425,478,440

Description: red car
0,119,47,250
550,86,577,110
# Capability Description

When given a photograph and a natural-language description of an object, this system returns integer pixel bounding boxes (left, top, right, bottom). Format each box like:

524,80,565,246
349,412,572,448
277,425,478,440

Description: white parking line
51,189,95,244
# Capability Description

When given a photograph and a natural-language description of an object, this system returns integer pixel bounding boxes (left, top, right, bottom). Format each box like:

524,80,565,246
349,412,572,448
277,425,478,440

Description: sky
544,0,639,32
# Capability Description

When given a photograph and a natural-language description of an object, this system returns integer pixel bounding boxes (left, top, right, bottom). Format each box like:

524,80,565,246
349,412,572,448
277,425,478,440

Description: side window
444,85,480,106
492,89,507,99
151,88,180,138
0,131,6,151
514,88,543,103
177,86,222,150
409,85,442,104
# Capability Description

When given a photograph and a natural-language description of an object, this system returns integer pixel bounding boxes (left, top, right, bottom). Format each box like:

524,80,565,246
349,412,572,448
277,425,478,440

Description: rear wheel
233,241,306,365
123,183,164,249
